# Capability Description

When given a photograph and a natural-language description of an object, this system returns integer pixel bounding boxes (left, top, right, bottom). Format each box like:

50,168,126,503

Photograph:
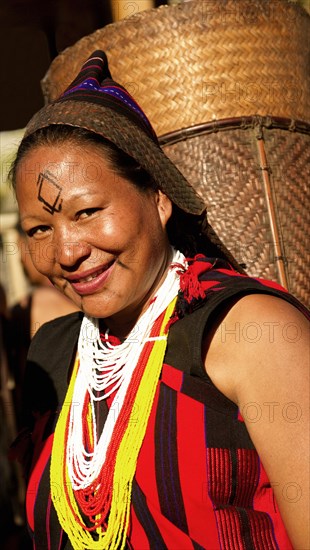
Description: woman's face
15,141,172,334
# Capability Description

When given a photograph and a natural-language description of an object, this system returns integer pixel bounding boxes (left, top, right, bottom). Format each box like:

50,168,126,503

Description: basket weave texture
41,0,310,306
164,124,310,306
43,0,310,131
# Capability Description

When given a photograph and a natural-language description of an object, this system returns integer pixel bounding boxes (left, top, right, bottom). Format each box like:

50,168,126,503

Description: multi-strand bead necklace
50,248,186,549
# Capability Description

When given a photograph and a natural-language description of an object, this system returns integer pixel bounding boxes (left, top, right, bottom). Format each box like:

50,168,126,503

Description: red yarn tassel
179,255,214,304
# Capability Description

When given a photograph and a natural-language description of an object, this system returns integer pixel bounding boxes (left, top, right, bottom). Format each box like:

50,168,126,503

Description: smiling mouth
68,261,115,296
70,261,114,283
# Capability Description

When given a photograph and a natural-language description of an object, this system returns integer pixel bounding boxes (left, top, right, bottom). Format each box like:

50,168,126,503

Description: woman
10,51,309,550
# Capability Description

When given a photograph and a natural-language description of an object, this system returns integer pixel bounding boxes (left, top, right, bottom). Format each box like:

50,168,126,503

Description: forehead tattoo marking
37,170,63,214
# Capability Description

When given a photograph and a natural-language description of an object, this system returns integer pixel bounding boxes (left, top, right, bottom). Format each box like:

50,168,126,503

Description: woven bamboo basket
42,0,310,306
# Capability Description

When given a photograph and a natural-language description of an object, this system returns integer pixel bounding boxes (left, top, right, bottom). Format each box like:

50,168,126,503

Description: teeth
76,268,105,283
84,274,97,282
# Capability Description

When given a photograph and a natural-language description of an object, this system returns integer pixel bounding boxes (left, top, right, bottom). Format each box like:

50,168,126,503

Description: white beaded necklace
66,248,186,490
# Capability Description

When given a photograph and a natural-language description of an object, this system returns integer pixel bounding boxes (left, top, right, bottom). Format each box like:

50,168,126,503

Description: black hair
10,125,223,258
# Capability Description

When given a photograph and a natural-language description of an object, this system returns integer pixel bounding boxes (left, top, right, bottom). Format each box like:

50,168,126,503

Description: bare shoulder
204,293,309,403
203,293,309,548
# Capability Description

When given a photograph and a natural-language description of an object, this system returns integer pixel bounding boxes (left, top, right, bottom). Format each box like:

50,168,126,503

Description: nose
54,232,92,269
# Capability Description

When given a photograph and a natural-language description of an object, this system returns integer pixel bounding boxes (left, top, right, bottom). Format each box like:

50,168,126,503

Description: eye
26,225,51,238
77,208,101,220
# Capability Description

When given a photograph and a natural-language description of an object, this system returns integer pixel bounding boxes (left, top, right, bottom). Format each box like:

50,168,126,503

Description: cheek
97,211,144,253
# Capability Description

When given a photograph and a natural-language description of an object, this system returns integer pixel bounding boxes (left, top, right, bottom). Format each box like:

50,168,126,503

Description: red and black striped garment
14,257,308,549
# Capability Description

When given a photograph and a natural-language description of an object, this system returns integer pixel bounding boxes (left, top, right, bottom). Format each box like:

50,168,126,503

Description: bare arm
204,294,309,549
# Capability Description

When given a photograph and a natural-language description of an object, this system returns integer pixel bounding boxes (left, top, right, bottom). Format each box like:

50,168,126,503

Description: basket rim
159,116,310,145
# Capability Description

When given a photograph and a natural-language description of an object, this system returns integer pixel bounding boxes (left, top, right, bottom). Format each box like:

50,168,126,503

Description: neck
103,246,174,340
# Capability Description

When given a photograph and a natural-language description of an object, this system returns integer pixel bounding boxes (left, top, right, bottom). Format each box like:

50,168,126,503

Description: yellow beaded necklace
50,297,177,549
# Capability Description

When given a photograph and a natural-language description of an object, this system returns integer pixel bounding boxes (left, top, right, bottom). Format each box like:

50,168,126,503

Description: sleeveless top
14,258,308,549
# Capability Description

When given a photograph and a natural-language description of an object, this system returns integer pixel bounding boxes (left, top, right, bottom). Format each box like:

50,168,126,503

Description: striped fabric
19,257,308,549
130,360,291,549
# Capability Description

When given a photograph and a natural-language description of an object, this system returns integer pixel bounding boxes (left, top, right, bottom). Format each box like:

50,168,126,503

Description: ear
156,190,172,228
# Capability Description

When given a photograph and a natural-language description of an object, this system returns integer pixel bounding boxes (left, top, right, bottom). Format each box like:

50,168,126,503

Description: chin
78,294,118,319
